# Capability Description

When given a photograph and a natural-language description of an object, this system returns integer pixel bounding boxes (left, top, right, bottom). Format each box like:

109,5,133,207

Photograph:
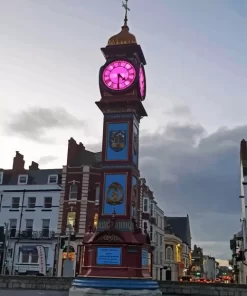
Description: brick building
56,138,101,276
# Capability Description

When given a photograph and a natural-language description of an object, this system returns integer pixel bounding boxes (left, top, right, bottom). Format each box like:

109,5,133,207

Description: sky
1,0,247,260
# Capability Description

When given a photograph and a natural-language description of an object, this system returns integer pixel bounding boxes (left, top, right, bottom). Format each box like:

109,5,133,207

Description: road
0,291,68,296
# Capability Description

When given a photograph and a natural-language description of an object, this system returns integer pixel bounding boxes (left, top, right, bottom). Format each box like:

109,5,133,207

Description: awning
19,245,37,253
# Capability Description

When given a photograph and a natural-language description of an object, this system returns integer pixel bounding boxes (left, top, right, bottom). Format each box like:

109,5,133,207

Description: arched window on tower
69,184,78,200
166,246,173,261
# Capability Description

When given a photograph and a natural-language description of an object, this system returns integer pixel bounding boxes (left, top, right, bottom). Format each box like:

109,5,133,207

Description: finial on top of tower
122,0,130,26
107,0,137,46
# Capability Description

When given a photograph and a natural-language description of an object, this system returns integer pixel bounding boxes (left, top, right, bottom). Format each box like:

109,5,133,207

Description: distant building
203,255,216,280
164,223,183,281
191,245,204,278
0,151,61,275
164,216,192,275
139,178,164,280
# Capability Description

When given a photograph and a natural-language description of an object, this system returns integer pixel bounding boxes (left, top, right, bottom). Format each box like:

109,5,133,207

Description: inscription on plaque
96,247,121,265
142,249,148,266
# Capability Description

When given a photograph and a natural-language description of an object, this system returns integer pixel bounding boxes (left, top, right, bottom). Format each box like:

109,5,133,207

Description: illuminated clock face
102,60,136,91
139,65,146,100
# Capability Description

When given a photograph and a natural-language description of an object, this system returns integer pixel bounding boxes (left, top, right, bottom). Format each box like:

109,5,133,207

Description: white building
203,255,216,280
163,230,182,281
140,178,164,280
0,152,61,275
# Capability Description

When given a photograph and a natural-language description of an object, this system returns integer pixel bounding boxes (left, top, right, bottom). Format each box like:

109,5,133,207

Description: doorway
166,269,172,281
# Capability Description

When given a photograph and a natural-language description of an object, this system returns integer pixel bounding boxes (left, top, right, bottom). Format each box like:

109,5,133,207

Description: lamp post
1,223,9,275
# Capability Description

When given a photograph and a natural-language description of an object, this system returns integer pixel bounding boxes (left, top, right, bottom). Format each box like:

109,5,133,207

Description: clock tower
70,2,161,295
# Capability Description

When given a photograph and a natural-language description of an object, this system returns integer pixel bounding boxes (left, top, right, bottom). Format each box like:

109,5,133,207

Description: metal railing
9,228,56,239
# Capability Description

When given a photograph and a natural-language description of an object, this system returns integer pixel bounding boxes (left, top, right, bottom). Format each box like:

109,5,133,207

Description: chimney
29,161,39,170
67,138,78,166
12,151,25,172
79,142,85,150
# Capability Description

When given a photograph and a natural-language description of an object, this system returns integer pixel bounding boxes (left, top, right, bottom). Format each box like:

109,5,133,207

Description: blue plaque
96,247,121,265
142,249,148,266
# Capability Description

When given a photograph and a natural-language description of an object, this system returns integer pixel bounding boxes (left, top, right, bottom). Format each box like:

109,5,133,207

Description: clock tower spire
122,0,130,26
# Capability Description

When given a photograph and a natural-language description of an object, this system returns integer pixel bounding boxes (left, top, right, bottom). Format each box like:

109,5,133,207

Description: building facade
164,216,192,276
153,203,164,280
203,255,216,280
164,225,183,281
139,178,164,280
0,152,61,275
56,138,101,276
230,139,247,284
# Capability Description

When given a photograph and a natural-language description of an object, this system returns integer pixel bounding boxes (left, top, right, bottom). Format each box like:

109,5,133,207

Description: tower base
69,278,162,296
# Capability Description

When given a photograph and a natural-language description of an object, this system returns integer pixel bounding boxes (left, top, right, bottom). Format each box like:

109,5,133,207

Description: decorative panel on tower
131,175,138,219
102,173,128,216
133,121,139,166
106,122,129,161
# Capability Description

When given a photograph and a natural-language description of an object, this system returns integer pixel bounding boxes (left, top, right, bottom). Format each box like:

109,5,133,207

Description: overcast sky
1,0,247,260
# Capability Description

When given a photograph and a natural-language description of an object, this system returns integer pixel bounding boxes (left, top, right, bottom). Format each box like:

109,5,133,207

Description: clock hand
117,74,120,89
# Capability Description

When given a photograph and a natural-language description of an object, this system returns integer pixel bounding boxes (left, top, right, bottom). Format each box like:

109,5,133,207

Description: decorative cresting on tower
70,1,161,295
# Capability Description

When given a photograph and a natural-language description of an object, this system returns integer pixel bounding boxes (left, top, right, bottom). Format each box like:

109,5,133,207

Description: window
28,197,36,209
150,225,153,241
160,252,163,265
0,172,3,184
69,184,78,200
11,197,20,209
159,234,163,246
31,252,39,263
42,219,50,237
94,213,98,228
166,247,173,261
155,250,158,264
143,198,148,212
9,219,17,238
48,175,58,184
150,203,154,216
44,197,52,208
67,212,76,226
21,249,38,264
18,174,28,184
22,253,29,263
26,219,33,238
95,185,100,202
155,232,159,245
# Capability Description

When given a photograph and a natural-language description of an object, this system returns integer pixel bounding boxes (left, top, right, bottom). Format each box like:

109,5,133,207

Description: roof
1,169,62,186
164,216,191,248
67,138,101,167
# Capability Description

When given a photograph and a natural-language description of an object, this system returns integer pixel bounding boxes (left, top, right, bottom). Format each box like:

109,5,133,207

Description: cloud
5,107,84,141
38,155,58,165
164,105,192,118
139,122,244,259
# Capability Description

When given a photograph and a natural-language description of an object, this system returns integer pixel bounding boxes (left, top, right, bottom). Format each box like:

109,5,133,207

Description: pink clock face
102,60,136,91
139,66,145,99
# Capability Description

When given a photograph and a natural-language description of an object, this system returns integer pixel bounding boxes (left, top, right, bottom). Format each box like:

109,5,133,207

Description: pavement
0,291,68,296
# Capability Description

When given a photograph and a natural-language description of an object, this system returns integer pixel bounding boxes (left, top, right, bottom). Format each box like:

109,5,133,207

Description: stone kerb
158,281,247,296
0,275,73,290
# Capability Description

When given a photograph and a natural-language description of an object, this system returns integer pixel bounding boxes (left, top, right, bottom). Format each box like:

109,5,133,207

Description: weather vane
122,0,130,26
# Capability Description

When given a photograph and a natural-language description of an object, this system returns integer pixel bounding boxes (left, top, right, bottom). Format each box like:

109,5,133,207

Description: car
180,276,193,282
197,278,206,283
